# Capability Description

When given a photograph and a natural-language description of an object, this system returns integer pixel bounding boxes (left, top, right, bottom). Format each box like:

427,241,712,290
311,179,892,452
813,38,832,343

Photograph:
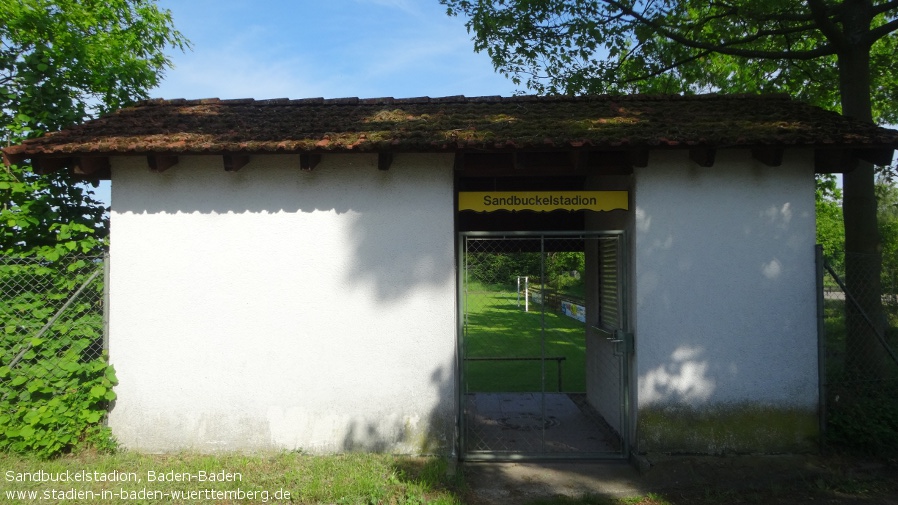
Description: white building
5,94,897,458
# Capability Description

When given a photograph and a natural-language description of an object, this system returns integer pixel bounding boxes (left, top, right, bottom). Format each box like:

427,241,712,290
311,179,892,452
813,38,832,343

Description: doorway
458,231,630,460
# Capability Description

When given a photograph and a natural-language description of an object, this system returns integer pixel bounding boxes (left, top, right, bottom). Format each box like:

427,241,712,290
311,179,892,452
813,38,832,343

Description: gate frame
456,230,632,461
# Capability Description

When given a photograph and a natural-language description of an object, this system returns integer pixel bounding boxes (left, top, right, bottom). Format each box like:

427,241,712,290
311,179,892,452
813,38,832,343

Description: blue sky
94,0,518,204
149,0,518,100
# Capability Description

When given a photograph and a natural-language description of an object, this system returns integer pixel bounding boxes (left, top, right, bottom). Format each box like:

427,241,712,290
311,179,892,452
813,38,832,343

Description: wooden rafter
689,148,716,167
299,153,321,171
73,157,110,175
223,154,250,172
377,153,393,171
148,155,179,173
814,149,858,173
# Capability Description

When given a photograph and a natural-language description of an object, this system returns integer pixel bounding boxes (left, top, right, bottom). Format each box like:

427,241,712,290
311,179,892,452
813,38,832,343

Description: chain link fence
0,254,108,454
821,250,898,456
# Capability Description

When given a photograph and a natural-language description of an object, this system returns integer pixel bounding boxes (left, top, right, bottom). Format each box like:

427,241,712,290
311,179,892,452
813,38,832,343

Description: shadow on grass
460,455,898,505
390,457,470,504
464,288,588,392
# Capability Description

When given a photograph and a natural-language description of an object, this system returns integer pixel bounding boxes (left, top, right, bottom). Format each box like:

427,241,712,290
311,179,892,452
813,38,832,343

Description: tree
878,179,898,312
0,0,187,457
441,0,897,379
1,0,188,258
816,177,845,273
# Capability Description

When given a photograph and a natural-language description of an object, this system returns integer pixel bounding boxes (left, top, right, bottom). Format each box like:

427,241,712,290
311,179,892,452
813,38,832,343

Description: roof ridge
134,93,794,108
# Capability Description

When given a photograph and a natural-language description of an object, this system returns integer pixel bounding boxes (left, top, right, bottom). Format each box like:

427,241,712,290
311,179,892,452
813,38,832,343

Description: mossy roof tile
4,94,898,159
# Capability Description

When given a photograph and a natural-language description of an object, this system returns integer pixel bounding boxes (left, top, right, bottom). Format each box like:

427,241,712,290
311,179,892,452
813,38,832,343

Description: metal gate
458,232,630,460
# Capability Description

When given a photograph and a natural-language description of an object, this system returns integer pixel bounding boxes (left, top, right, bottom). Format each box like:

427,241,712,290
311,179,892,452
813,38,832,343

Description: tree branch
619,50,715,85
872,0,898,15
865,17,898,43
602,0,836,60
807,0,849,48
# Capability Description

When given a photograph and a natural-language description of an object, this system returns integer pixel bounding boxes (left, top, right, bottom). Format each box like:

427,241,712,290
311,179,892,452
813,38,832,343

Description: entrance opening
458,232,629,460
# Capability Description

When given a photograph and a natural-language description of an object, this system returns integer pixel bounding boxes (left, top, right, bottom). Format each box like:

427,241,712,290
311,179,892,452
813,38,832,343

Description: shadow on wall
633,162,817,407
112,153,456,303
111,153,460,455
631,158,819,453
341,364,457,455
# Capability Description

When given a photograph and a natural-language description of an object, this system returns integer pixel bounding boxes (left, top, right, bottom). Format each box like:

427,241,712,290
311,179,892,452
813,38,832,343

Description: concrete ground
461,454,896,504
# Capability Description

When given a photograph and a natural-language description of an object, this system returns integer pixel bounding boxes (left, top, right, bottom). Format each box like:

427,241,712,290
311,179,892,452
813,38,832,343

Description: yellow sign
458,191,628,212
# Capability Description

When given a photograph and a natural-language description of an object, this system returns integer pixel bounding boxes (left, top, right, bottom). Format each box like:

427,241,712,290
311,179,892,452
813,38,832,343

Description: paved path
462,455,833,504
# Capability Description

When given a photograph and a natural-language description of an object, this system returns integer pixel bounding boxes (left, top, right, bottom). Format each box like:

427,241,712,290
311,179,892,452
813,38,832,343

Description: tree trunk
837,35,887,382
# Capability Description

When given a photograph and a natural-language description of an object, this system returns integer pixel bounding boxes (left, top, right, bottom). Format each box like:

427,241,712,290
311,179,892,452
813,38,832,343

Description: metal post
103,253,110,353
815,245,826,441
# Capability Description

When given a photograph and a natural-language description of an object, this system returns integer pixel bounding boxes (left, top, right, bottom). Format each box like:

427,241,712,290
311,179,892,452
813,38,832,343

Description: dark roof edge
135,93,795,108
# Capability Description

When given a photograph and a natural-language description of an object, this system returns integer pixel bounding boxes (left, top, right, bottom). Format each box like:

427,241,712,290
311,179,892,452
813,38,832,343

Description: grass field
462,282,588,393
0,451,462,505
2,451,895,504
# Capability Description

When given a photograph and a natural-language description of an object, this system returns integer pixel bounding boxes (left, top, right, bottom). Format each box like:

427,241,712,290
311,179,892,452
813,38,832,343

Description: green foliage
466,251,541,288
440,0,897,122
545,251,585,295
1,0,184,457
465,251,584,295
827,393,898,458
1,166,108,257
821,177,898,290
1,0,189,132
1,0,188,258
878,181,898,288
0,257,116,458
817,176,845,273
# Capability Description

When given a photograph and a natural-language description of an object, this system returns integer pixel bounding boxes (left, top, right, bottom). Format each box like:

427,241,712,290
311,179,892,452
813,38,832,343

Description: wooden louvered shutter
598,236,622,330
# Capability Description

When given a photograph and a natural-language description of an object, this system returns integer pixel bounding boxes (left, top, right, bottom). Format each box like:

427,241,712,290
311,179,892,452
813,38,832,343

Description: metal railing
464,356,567,392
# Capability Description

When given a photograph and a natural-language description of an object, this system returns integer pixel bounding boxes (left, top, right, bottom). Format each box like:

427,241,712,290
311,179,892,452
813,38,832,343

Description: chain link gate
458,232,629,460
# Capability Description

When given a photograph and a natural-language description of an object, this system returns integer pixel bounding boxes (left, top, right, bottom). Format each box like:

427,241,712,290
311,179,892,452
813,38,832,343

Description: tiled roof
4,94,898,160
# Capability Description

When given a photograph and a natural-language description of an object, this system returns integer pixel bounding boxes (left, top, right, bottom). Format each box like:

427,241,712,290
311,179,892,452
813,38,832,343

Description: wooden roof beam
299,153,321,171
2,151,27,167
223,154,250,172
73,157,110,180
814,149,858,173
148,155,179,173
378,153,393,171
856,148,894,166
627,150,649,168
31,157,72,175
689,148,716,167
73,157,109,176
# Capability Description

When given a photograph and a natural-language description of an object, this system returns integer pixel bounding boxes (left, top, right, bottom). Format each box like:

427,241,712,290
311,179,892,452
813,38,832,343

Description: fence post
815,244,826,441
103,253,110,352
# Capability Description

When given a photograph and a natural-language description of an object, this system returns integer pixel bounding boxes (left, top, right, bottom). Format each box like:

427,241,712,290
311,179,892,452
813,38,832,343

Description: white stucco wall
107,153,457,453
634,150,818,412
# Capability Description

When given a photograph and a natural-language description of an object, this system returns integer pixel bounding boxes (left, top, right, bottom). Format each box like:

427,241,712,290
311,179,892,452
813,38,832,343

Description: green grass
2,452,896,504
0,451,464,504
462,282,588,393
